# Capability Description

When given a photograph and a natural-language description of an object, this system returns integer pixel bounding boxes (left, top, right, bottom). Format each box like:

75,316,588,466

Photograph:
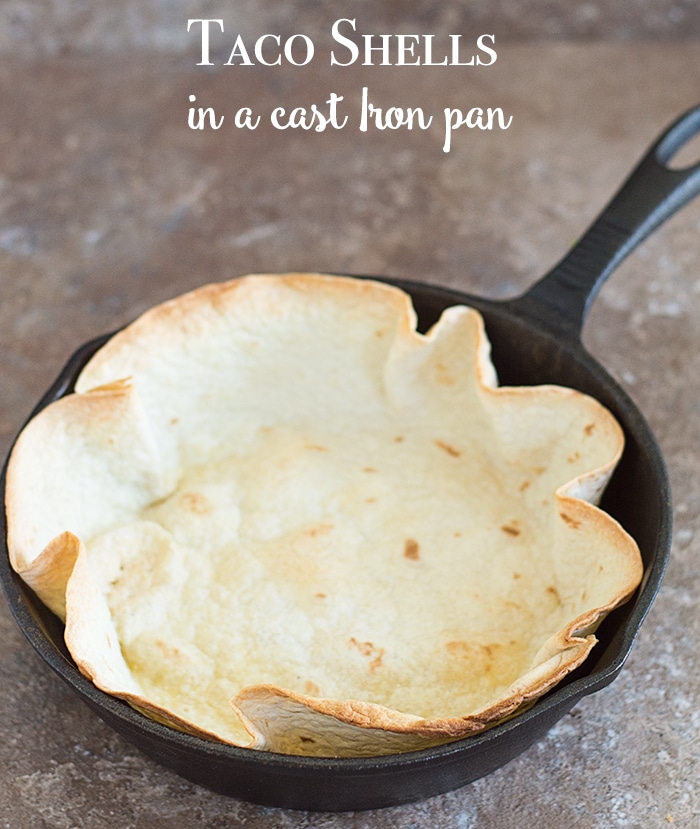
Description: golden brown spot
584,423,596,436
170,417,179,425
365,497,377,504
155,640,182,661
560,512,582,529
519,480,531,492
501,524,521,537
94,378,132,395
348,637,374,657
363,466,378,473
305,444,329,452
445,641,502,671
403,539,420,560
513,572,522,580
568,451,581,463
181,492,212,515
304,681,320,696
546,585,561,602
369,651,384,672
394,435,405,443
453,530,463,538
445,640,471,658
534,466,547,475
434,439,461,458
375,329,385,338
347,638,385,672
315,592,327,599
436,362,456,386
304,523,334,538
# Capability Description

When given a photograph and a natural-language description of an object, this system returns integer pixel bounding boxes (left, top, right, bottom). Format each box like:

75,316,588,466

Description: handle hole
664,130,700,170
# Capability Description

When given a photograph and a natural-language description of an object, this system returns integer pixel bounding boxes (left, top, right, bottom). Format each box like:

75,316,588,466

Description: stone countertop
1,42,699,828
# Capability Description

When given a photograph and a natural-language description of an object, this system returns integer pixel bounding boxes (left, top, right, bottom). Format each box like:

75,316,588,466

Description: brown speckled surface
2,8,700,826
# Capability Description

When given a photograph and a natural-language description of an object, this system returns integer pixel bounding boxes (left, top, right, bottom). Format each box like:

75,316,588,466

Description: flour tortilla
6,274,643,757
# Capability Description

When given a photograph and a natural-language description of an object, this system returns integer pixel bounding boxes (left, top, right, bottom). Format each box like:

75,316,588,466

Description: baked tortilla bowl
0,272,670,810
2,106,699,810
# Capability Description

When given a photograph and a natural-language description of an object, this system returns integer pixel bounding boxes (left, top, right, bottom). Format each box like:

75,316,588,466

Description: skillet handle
516,104,700,337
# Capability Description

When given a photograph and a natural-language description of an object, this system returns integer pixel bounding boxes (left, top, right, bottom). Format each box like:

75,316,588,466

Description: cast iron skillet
2,106,700,812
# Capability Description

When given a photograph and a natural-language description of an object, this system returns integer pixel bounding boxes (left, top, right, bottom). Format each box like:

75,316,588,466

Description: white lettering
271,94,348,132
443,105,513,152
284,34,314,66
360,87,432,132
187,19,223,66
188,94,224,130
476,34,498,66
234,107,261,129
254,34,281,66
363,34,392,66
396,34,420,66
450,35,475,66
330,18,359,66
423,34,448,66
225,34,255,65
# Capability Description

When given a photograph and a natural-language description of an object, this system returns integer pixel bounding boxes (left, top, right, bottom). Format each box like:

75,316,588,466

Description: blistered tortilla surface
6,274,643,757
